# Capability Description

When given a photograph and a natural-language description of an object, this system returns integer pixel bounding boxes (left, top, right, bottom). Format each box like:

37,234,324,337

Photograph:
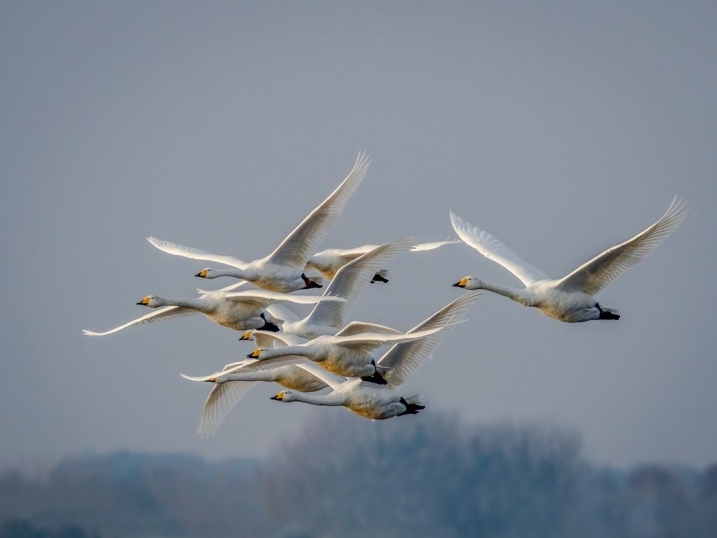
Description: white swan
181,333,326,437
450,198,688,322
306,238,460,283
82,290,344,336
269,291,482,419
147,152,370,293
239,237,416,341
247,322,450,382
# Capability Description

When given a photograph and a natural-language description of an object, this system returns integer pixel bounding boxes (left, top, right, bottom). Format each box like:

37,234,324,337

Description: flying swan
82,290,344,336
268,290,482,420
146,152,370,293
450,198,687,322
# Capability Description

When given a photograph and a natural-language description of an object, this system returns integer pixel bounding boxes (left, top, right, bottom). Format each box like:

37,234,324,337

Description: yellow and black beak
269,392,284,401
136,297,150,305
239,331,252,341
246,349,261,359
195,269,208,278
453,278,467,288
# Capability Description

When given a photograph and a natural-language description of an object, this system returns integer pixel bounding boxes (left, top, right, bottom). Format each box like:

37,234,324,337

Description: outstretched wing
378,290,481,387
410,238,461,251
331,325,447,351
450,210,550,286
266,152,370,268
555,197,688,295
306,237,414,329
147,237,248,269
334,321,403,337
82,306,199,336
223,289,344,308
195,380,259,438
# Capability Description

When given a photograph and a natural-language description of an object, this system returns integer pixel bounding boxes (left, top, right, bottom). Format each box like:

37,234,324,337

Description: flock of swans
83,152,688,437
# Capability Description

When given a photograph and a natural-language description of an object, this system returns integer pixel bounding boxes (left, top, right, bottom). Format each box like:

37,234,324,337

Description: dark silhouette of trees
0,414,713,537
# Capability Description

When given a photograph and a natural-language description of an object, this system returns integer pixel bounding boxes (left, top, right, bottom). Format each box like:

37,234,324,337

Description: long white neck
479,282,537,307
289,391,345,407
208,268,255,281
158,297,214,314
260,345,315,360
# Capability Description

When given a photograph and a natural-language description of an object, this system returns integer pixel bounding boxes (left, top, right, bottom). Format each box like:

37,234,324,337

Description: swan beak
136,297,150,305
270,392,284,401
246,349,261,359
453,278,467,288
239,331,253,341
195,269,208,278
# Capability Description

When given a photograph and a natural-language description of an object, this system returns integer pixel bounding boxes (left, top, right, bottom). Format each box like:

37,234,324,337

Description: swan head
246,348,264,359
136,295,164,308
270,390,296,402
239,330,254,341
195,267,217,279
453,276,482,290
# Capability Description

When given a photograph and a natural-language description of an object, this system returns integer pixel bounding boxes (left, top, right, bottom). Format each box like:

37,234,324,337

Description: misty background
1,0,716,485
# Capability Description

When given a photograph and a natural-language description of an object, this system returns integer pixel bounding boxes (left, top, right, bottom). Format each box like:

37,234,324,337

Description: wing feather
450,211,550,286
305,237,414,329
82,306,199,336
266,152,370,268
377,290,481,387
555,198,688,295
147,237,247,269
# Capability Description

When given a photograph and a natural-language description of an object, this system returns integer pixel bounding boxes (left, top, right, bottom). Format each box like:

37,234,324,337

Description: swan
306,238,460,283
450,198,688,322
181,333,327,437
146,152,370,293
269,290,482,419
238,237,416,341
247,322,451,383
82,290,344,336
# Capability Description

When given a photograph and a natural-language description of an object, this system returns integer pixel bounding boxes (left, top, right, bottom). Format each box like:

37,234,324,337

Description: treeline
1,413,716,538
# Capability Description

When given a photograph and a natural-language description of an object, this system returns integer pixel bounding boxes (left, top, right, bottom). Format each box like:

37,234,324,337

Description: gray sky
2,1,715,469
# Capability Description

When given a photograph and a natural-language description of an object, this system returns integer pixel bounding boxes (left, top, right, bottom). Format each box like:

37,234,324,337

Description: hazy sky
2,1,716,470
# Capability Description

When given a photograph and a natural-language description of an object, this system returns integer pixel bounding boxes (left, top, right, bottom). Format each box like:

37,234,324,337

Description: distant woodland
1,413,715,538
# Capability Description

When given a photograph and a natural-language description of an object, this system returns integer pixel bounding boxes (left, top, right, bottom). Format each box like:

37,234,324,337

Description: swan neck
262,345,308,360
480,282,534,305
163,297,213,314
214,268,251,280
291,391,342,407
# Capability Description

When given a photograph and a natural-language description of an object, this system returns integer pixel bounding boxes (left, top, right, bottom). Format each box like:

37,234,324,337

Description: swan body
270,291,482,419
306,238,460,282
82,290,343,336
451,198,687,322
271,378,425,420
246,237,415,340
248,324,449,380
147,152,370,293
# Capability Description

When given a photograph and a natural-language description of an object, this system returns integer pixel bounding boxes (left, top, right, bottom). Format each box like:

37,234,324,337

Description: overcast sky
2,1,716,470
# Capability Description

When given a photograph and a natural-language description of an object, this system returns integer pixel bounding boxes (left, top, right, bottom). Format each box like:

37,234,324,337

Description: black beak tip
269,395,280,401
245,353,253,358
452,282,461,287
194,272,203,278
136,301,144,305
